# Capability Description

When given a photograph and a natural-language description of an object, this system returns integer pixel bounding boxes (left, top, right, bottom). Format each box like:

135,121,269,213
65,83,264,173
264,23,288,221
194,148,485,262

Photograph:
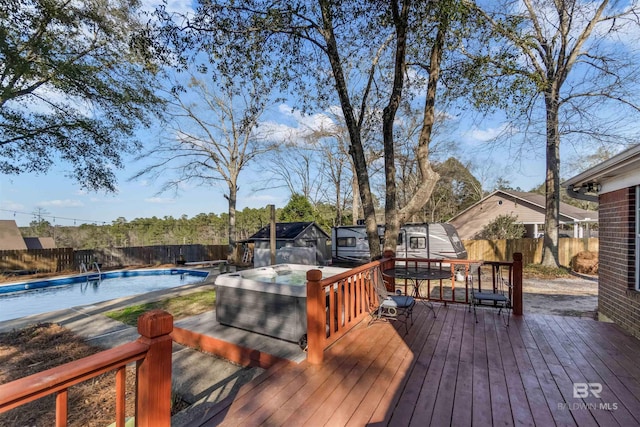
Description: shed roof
0,220,28,250
24,237,57,249
248,221,330,240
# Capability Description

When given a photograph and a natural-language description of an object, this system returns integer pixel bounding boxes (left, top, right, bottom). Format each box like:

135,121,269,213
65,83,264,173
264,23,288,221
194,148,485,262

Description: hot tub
214,264,349,342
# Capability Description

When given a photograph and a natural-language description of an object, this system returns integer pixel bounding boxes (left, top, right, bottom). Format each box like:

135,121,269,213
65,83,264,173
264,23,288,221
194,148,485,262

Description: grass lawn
523,263,573,279
106,290,216,326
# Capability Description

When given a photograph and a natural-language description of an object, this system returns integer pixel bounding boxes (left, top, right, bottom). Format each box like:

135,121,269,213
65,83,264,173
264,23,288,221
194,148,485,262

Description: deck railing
306,253,523,364
388,257,480,304
0,310,173,427
306,261,382,364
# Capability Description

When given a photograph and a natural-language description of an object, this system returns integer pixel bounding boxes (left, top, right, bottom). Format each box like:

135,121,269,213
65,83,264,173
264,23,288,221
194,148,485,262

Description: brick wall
598,187,640,338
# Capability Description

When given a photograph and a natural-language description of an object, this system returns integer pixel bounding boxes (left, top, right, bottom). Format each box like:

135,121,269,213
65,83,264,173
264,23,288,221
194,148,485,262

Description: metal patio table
382,267,452,318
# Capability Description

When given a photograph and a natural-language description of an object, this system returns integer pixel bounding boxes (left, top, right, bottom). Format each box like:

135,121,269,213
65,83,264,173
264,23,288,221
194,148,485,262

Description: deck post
135,310,173,427
382,250,396,292
307,269,325,365
512,253,523,316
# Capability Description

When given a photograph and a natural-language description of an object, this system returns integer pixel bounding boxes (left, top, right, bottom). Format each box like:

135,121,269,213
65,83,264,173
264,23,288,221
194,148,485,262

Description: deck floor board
188,304,640,427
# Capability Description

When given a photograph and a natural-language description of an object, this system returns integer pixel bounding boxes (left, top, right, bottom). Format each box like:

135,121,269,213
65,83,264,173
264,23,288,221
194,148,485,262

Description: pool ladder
80,262,102,283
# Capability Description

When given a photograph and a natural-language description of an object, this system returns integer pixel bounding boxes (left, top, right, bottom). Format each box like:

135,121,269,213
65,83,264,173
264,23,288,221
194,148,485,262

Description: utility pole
269,204,276,265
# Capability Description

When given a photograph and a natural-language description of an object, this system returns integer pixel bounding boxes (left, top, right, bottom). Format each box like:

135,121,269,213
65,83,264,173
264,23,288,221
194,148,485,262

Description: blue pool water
0,269,208,322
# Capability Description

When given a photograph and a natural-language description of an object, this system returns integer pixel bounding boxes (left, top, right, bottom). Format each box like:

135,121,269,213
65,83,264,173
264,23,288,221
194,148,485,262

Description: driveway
523,275,598,318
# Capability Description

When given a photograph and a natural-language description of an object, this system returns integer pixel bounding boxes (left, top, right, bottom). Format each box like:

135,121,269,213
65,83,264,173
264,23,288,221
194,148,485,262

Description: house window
410,237,426,249
636,186,639,291
337,237,356,247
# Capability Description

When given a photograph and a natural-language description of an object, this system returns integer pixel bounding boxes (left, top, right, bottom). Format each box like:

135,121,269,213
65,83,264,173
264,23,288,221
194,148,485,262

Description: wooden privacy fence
0,248,74,273
75,244,227,269
1,239,598,273
0,245,228,274
464,237,599,267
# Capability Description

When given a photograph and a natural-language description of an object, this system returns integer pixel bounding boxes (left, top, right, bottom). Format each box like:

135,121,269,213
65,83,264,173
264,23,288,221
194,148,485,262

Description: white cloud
239,193,286,209
257,104,340,144
464,123,514,142
39,199,84,208
89,196,122,203
326,105,345,118
2,201,25,211
243,194,279,202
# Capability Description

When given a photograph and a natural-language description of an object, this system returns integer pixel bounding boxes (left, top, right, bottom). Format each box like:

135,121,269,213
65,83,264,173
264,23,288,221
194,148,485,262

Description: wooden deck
186,303,640,426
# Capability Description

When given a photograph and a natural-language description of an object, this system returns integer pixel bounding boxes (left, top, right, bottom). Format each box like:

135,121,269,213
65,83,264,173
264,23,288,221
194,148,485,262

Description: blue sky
2,0,607,228
0,107,550,227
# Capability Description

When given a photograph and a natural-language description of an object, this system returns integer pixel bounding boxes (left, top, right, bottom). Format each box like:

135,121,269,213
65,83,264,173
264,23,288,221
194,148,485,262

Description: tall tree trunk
335,180,342,226
227,183,237,264
397,7,446,225
319,0,380,258
382,0,410,252
352,172,360,225
541,88,560,267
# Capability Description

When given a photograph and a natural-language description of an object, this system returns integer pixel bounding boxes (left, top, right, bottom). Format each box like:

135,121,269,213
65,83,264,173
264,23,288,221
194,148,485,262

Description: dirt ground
523,275,599,318
0,323,138,427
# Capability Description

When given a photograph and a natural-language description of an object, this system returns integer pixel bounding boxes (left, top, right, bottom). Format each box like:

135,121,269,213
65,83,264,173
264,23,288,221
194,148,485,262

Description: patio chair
469,263,513,326
369,268,416,333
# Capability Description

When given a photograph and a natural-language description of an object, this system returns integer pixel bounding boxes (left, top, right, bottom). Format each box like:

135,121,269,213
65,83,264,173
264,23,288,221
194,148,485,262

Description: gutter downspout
566,184,599,203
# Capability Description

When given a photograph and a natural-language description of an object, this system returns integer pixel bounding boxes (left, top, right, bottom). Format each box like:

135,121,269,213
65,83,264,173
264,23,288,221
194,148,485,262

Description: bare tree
268,143,326,198
132,74,276,261
316,127,354,226
153,0,478,259
393,100,459,214
264,109,382,226
379,0,482,251
467,0,640,267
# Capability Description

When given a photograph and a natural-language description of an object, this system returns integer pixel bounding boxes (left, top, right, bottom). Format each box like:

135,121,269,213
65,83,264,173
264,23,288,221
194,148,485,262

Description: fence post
512,253,523,316
307,269,325,365
136,310,173,427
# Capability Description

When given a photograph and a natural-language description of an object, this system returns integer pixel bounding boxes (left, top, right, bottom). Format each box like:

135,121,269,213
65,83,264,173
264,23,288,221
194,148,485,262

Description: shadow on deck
182,303,640,426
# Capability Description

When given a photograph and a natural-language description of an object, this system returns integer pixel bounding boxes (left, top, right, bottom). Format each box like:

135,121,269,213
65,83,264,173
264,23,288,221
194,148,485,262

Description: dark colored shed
247,222,330,266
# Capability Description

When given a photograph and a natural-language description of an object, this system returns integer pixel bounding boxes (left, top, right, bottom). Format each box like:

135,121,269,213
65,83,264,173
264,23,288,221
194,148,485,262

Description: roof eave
563,144,640,188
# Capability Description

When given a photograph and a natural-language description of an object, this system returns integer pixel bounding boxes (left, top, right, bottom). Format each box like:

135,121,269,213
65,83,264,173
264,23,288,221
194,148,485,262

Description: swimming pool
0,269,209,322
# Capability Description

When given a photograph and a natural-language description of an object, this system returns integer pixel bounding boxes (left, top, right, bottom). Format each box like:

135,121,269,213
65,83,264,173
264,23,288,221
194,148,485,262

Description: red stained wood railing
306,253,523,364
0,309,173,427
385,254,522,312
390,257,481,304
306,261,381,364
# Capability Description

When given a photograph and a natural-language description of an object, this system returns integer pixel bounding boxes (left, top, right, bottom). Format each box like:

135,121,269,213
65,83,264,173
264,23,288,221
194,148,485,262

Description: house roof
449,190,598,223
564,144,640,198
0,220,28,250
248,221,330,240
